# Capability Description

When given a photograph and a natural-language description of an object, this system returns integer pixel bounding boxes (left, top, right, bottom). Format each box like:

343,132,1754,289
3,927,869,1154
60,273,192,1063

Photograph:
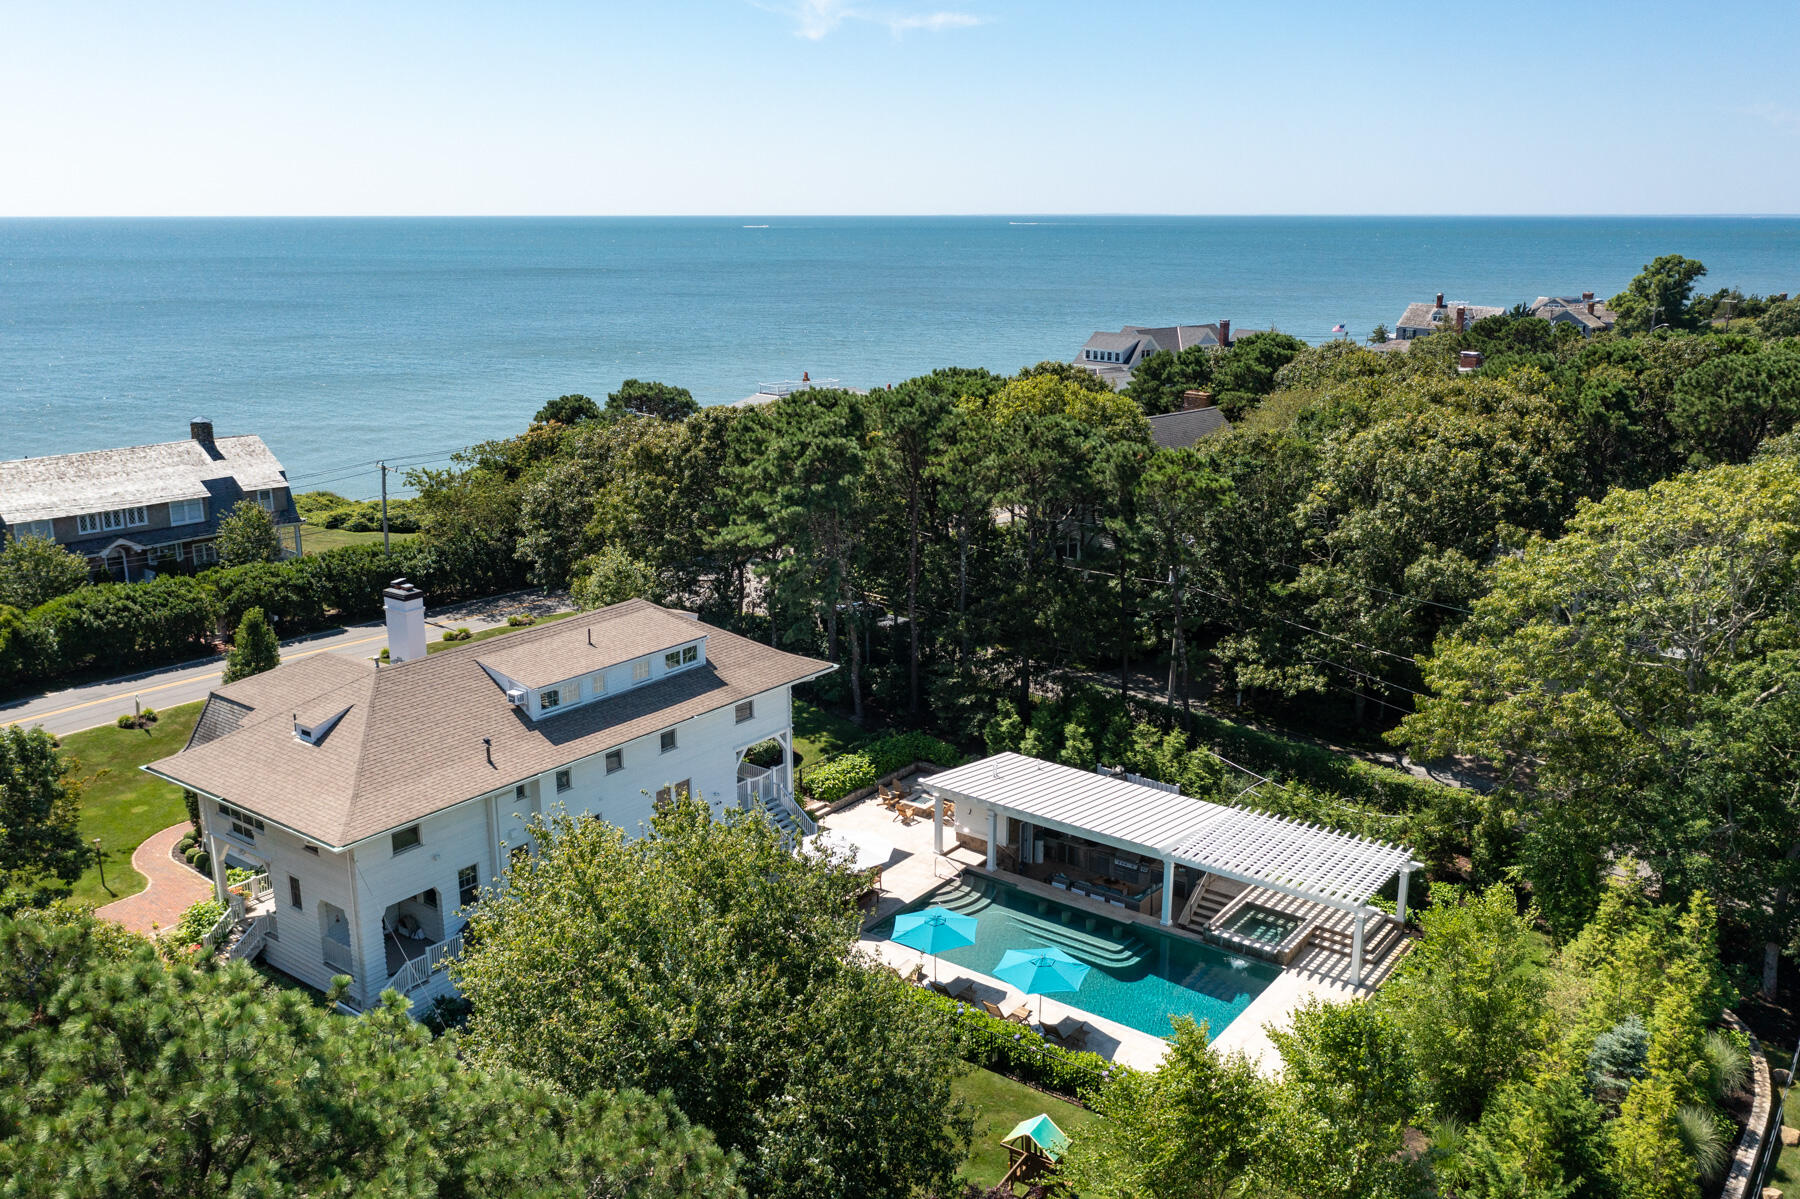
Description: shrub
184,845,201,864
116,713,135,729
801,753,877,804
191,851,211,875
506,613,536,627
177,834,197,855
906,987,1121,1101
441,626,472,642
169,898,226,947
861,731,963,778
743,738,784,769
140,707,157,723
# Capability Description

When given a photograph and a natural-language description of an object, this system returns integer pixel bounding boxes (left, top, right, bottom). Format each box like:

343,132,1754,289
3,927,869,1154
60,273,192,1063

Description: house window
391,824,422,855
215,802,264,842
147,543,179,565
515,783,527,800
419,888,438,909
632,659,651,683
77,506,149,535
590,671,606,695
510,844,531,868
190,541,218,565
655,780,692,806
288,875,303,910
555,769,572,792
459,865,480,907
255,489,277,512
304,844,319,855
682,644,698,664
605,749,623,773
169,498,206,526
539,688,560,711
665,650,682,669
660,729,677,753
735,700,754,724
11,519,54,542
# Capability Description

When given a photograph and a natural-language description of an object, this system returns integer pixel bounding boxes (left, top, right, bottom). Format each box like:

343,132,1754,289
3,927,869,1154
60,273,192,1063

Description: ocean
3,216,1798,498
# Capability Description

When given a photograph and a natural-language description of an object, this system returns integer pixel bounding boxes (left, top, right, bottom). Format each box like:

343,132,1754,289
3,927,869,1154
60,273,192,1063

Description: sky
2,1,1797,216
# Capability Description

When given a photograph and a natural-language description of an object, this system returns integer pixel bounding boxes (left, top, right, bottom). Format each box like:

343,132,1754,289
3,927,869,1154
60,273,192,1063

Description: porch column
933,791,945,855
1396,867,1412,926
1352,910,1366,987
207,834,229,905
986,809,997,871
780,730,794,796
1160,858,1175,926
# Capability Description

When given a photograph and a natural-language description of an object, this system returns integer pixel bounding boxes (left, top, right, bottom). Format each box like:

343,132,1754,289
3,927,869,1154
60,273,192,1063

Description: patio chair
928,979,957,999
1047,1017,1090,1051
948,979,980,1003
902,962,925,985
1005,1002,1033,1024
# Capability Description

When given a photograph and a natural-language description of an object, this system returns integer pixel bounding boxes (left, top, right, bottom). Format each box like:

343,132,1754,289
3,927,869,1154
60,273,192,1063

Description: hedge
799,731,964,804
2,534,528,690
907,986,1124,1102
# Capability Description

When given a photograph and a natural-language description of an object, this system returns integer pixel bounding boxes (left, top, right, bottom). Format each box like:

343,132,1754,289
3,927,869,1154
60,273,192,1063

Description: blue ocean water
3,216,1797,497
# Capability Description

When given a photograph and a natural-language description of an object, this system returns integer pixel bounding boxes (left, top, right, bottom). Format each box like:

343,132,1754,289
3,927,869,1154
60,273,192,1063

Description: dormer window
633,659,651,683
682,645,698,664
664,650,681,669
539,688,560,711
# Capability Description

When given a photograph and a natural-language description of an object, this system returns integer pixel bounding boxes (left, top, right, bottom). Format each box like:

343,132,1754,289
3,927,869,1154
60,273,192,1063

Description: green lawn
1766,1043,1799,1190
59,701,204,905
952,1067,1098,1188
791,696,870,771
302,527,417,554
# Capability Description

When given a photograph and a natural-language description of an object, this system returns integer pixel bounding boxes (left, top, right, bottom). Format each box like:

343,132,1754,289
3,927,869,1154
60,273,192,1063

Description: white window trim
77,506,149,535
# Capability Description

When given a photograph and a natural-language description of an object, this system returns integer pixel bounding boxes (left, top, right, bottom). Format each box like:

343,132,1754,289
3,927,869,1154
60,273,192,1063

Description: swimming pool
1217,903,1302,947
871,877,1280,1040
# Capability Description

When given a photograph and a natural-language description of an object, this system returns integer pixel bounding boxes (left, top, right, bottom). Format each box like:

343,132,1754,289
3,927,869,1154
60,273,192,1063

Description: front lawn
952,1067,1097,1188
301,527,418,555
59,701,204,905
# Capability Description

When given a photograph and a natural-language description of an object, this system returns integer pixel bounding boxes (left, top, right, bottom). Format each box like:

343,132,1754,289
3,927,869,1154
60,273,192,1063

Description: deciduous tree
215,499,282,567
0,535,89,612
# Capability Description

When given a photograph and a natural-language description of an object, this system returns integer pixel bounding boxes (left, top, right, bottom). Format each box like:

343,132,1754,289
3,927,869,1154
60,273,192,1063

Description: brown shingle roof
149,600,832,847
474,603,703,688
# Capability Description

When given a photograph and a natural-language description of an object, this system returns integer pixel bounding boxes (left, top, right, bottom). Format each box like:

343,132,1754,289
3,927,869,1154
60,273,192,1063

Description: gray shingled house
0,419,301,580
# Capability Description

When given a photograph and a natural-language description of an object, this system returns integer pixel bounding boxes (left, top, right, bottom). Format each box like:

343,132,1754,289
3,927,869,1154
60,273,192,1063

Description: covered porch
917,753,1420,988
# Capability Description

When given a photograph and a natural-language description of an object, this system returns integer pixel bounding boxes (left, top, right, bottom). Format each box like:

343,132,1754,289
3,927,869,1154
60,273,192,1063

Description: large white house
146,583,832,1011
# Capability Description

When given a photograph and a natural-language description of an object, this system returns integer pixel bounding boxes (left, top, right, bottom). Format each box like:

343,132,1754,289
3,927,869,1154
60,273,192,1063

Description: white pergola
919,752,1420,985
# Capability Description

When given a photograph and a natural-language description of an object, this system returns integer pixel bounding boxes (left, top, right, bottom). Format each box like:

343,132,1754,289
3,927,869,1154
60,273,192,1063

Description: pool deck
825,792,1409,1074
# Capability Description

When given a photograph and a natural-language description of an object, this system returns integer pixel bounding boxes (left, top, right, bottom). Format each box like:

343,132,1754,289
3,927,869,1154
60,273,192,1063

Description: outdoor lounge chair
928,979,957,999
1045,1017,1090,1050
948,979,979,1003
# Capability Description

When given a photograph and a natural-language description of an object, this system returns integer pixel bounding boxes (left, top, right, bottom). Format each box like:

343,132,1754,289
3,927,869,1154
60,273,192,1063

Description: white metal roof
920,752,1416,912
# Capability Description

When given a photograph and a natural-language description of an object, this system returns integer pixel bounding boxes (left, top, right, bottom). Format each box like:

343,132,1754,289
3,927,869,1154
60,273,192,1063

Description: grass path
952,1067,1097,1188
60,701,203,906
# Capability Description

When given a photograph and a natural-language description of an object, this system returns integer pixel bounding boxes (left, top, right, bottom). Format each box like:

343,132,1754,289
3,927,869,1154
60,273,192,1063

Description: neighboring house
0,419,301,581
1530,292,1618,336
145,585,834,1011
1073,321,1237,388
1147,390,1230,450
1393,293,1506,340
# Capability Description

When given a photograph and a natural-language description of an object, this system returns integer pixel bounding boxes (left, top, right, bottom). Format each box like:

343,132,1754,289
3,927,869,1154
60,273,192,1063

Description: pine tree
222,605,280,683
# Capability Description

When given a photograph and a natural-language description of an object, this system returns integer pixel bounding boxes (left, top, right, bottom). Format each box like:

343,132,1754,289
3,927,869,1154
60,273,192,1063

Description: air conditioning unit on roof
506,688,526,706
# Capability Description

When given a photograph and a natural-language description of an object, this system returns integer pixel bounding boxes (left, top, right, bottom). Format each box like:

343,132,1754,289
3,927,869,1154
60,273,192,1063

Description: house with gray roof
1147,390,1230,450
1393,294,1506,340
0,419,301,581
1073,320,1237,388
146,586,833,1011
1529,292,1618,336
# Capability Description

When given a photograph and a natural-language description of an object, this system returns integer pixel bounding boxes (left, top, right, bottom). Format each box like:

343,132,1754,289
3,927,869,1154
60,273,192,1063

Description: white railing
322,937,354,974
774,786,818,838
737,766,775,811
390,934,463,995
200,908,237,951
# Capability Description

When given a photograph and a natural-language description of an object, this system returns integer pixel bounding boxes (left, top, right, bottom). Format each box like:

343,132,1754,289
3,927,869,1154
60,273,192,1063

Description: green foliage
1673,1104,1730,1187
221,604,281,683
535,391,603,426
0,534,89,612
506,612,537,627
168,896,225,946
908,987,1118,1099
1060,1017,1267,1199
1611,1075,1696,1199
1610,255,1708,333
215,498,283,567
1587,1016,1651,1098
1700,1029,1749,1100
608,379,700,421
800,752,877,803
294,488,419,532
454,799,972,1199
440,625,472,642
0,725,88,903
1442,1068,1612,1199
0,908,742,1197
571,543,662,608
1376,884,1549,1121
859,730,963,778
1762,298,1800,340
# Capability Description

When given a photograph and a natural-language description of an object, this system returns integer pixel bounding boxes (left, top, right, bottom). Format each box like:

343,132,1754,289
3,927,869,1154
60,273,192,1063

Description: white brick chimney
383,578,427,664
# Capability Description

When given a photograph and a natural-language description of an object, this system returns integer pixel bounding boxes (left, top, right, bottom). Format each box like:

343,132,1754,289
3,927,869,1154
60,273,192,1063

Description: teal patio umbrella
890,906,977,980
994,945,1091,1022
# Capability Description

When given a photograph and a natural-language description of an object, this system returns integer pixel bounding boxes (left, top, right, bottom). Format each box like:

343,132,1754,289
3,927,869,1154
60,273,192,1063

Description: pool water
1219,903,1302,947
871,878,1280,1040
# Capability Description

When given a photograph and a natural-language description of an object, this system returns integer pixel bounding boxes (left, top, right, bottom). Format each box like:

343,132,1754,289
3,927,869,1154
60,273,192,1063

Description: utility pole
379,462,391,556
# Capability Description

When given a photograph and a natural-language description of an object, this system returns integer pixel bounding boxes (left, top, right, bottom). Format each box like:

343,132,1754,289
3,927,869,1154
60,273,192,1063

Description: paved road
2,591,570,738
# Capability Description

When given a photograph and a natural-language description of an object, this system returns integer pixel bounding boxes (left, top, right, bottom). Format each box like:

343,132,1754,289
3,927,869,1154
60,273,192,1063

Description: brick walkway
95,822,214,938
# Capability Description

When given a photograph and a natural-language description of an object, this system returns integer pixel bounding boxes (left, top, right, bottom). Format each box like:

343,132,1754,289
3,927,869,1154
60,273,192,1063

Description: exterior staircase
1178,875,1245,933
221,911,275,962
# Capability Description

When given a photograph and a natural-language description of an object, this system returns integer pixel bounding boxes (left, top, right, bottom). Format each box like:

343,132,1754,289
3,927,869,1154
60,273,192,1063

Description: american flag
1331,323,1347,334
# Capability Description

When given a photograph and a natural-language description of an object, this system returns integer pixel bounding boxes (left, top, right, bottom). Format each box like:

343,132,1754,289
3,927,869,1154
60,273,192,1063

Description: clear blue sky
3,1,1795,216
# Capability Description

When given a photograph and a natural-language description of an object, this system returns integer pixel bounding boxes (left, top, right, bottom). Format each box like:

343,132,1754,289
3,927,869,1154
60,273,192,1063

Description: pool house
918,752,1420,987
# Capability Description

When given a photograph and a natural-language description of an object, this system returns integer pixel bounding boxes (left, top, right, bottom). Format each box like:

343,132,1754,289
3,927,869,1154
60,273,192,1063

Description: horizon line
2,211,1798,221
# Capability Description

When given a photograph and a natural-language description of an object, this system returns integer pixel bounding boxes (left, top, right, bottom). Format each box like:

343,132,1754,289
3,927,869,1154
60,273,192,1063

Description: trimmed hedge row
0,536,528,689
799,731,965,804
907,986,1124,1102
